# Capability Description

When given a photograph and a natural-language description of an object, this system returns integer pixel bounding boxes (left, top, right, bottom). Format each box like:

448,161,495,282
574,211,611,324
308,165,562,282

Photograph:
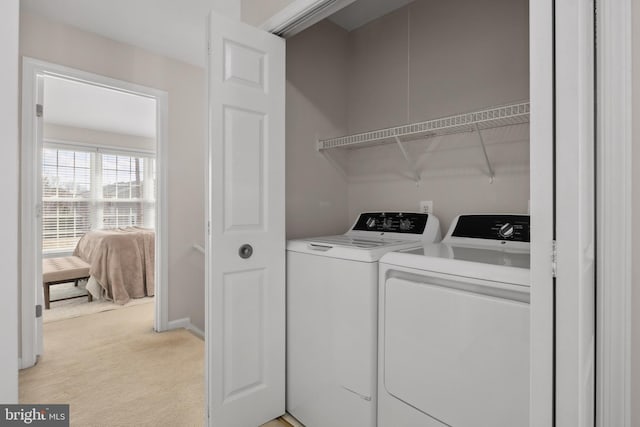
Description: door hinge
207,221,211,235
36,103,43,118
551,240,557,278
35,304,42,318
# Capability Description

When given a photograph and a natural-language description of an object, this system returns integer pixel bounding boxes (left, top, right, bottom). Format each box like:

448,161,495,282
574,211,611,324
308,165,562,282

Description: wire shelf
317,101,530,151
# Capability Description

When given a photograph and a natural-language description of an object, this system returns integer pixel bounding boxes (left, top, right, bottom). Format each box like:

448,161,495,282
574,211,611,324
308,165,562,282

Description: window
42,145,155,253
42,149,92,251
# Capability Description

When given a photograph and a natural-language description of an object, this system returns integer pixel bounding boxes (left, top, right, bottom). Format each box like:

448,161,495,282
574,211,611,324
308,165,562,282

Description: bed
73,227,155,304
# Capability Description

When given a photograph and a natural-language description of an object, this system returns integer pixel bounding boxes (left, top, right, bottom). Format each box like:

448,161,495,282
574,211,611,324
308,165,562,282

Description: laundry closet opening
284,0,530,239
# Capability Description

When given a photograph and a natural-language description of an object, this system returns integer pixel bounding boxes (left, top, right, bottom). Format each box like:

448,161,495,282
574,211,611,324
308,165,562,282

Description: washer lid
405,243,530,269
304,235,408,248
381,243,530,287
286,237,426,262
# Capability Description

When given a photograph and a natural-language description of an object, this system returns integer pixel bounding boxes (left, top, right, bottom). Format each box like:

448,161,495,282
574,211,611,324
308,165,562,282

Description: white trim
555,0,597,424
20,57,170,367
259,0,356,37
167,317,205,339
43,138,156,157
281,413,305,427
529,0,555,425
154,92,169,332
596,0,632,426
21,60,41,369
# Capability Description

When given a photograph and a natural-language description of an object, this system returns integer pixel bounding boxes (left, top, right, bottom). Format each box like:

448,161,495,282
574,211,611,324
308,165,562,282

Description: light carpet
21,303,205,426
22,300,291,427
44,282,154,324
49,280,89,300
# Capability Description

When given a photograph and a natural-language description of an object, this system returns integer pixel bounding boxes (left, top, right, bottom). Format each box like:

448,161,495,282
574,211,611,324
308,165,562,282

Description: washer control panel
451,215,530,242
352,212,429,234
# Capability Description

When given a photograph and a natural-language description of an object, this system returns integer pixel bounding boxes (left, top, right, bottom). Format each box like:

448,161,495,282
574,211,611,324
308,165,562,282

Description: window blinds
42,146,155,252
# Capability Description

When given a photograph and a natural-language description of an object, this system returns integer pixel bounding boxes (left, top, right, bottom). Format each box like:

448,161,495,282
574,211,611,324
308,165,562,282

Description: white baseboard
282,413,304,427
186,322,204,339
167,317,204,339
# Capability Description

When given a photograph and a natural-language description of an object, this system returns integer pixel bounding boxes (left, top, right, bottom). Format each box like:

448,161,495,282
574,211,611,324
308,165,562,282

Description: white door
531,0,595,425
555,0,595,425
206,11,286,427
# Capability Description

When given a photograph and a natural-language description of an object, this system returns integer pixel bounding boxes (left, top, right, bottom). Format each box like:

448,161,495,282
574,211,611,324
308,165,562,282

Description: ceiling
43,75,157,138
329,0,414,32
20,0,231,68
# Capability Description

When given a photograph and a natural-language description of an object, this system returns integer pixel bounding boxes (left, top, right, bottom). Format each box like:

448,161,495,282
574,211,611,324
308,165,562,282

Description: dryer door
382,272,530,427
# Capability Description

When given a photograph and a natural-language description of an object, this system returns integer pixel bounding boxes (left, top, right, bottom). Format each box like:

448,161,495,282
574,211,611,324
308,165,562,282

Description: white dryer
286,212,441,427
378,214,531,427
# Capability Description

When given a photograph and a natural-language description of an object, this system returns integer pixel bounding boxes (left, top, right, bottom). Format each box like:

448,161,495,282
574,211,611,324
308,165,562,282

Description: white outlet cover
419,200,433,214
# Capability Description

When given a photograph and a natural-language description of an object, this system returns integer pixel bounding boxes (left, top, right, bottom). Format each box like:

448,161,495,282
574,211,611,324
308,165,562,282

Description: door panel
223,106,265,230
222,269,266,401
207,11,286,427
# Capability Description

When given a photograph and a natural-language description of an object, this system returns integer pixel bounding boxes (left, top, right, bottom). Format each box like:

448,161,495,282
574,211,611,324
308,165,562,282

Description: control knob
498,223,515,239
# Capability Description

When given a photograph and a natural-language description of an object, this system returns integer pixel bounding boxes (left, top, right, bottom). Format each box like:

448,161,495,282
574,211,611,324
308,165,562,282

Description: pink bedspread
73,227,155,304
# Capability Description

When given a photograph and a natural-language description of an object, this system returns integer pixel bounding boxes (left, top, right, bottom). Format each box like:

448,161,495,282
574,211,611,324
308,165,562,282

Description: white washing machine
286,212,442,427
378,214,531,427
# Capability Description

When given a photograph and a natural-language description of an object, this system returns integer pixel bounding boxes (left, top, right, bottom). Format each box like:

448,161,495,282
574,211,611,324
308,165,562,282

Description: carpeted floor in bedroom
19,302,290,427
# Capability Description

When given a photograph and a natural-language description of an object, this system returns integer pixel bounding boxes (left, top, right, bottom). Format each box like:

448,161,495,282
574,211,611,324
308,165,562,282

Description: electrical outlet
419,200,433,214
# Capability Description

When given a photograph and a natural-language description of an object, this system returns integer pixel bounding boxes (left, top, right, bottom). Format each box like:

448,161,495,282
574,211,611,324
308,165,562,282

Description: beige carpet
44,285,154,324
21,301,291,427
21,303,205,426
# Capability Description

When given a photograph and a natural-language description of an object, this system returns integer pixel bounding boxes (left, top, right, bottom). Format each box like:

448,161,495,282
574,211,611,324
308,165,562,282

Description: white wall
0,0,20,403
632,0,640,424
20,11,207,330
44,123,156,153
286,20,350,238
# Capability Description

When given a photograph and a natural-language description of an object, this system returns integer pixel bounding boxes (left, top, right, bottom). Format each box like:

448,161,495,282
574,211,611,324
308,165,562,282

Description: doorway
20,58,169,368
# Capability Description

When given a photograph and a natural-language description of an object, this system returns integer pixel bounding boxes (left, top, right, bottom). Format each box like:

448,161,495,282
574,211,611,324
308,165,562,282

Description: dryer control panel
451,215,530,242
352,212,428,234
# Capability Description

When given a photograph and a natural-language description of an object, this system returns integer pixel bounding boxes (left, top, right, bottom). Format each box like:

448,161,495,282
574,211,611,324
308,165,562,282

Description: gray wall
286,20,350,239
0,0,19,403
20,11,207,331
288,0,530,236
346,0,529,232
241,0,297,26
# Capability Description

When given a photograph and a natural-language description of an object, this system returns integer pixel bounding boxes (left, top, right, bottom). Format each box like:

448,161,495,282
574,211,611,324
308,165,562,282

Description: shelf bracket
317,138,348,179
394,136,421,185
474,123,495,183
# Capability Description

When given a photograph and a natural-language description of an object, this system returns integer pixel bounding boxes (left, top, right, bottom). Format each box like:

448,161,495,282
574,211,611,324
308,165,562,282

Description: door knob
239,244,253,259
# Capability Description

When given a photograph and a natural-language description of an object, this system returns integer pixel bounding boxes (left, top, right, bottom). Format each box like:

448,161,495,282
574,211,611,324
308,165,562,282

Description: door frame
20,57,170,368
263,0,558,424
257,0,634,425
261,0,620,426
595,0,633,425
529,0,555,424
